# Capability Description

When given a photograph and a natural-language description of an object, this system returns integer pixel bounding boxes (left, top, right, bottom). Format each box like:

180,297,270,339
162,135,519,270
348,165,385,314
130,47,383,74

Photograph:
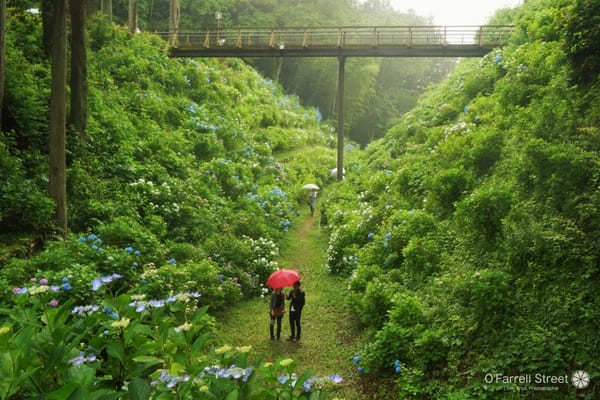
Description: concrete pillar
336,56,345,181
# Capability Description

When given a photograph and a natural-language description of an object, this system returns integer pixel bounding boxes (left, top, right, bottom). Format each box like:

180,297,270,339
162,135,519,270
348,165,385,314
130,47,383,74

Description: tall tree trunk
41,0,55,57
49,0,68,232
70,0,87,137
0,0,6,129
169,0,180,46
101,0,112,22
128,0,136,33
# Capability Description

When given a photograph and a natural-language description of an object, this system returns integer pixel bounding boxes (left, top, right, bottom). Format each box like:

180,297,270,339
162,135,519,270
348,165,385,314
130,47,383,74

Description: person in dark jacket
269,288,285,340
286,281,305,342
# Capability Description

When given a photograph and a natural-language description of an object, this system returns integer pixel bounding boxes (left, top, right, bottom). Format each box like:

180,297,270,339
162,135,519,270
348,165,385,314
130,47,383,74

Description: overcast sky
389,0,523,26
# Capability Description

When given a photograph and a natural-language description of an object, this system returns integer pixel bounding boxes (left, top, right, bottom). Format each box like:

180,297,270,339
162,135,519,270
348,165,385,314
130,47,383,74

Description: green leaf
225,389,239,400
46,383,79,400
106,342,125,363
132,356,163,366
129,377,151,400
169,362,186,376
68,364,96,386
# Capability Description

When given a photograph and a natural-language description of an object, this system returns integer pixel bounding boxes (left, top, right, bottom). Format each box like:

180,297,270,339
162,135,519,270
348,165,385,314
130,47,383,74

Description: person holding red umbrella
266,269,301,341
287,280,305,342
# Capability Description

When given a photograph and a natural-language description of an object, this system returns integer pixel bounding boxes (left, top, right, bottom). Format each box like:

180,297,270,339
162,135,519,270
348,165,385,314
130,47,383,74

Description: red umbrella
266,269,300,289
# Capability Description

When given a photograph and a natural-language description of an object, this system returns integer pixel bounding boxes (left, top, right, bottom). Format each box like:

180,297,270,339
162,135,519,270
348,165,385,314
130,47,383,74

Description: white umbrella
302,183,320,190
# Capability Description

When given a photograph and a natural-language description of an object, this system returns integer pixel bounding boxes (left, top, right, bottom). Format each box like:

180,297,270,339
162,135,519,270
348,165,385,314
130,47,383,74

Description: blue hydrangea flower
277,375,289,385
395,366,402,374
91,245,99,251
352,355,361,364
124,247,134,253
133,262,139,267
168,258,176,265
77,237,86,243
61,283,72,291
328,374,343,384
303,378,312,392
367,232,374,239
394,359,401,368
91,278,102,291
243,368,252,382
358,367,365,374
134,250,141,256
87,234,97,241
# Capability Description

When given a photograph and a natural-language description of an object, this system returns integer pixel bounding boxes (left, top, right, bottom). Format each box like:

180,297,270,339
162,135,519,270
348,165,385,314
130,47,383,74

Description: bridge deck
160,25,513,58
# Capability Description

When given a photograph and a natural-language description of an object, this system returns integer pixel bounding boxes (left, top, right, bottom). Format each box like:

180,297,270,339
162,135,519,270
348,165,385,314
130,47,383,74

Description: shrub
455,184,512,244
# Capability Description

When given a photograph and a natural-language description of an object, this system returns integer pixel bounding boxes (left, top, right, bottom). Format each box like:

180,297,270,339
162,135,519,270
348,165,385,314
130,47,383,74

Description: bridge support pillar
336,56,345,181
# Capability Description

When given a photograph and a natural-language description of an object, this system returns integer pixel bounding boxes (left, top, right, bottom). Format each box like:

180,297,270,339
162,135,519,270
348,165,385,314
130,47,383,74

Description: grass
211,208,369,399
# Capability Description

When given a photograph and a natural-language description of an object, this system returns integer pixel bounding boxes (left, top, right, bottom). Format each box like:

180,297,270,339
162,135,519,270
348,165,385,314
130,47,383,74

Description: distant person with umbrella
287,280,305,342
302,184,320,217
266,269,301,341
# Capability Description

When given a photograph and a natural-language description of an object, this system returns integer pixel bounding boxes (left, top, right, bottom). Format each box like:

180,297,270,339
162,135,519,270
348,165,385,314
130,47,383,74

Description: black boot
270,325,275,340
275,316,282,340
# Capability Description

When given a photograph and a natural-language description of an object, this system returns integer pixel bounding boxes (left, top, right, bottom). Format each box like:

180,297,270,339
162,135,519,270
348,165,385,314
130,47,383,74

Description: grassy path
212,210,366,398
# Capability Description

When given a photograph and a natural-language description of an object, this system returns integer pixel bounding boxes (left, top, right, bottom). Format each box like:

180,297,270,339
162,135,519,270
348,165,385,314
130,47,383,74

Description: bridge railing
156,25,514,49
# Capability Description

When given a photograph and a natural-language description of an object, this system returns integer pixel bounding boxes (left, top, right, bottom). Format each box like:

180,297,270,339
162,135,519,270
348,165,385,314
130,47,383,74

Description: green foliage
562,0,600,83
0,9,339,398
322,0,600,397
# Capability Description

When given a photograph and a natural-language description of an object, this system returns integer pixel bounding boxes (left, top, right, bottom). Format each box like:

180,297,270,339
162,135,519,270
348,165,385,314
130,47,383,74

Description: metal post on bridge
336,56,345,182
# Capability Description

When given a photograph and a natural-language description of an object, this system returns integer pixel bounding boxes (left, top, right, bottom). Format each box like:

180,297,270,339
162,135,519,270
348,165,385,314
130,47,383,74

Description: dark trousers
289,311,301,339
270,315,282,339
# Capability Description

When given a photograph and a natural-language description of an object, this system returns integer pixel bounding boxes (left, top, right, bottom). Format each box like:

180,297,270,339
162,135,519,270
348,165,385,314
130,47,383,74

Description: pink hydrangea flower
40,278,49,285
49,299,59,307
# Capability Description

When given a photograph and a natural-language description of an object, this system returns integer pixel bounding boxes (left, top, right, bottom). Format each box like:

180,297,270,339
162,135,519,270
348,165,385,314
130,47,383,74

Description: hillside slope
322,0,600,398
0,12,341,398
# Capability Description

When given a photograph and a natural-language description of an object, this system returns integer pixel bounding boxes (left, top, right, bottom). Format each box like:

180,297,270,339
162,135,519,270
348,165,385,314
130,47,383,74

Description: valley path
212,212,365,398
